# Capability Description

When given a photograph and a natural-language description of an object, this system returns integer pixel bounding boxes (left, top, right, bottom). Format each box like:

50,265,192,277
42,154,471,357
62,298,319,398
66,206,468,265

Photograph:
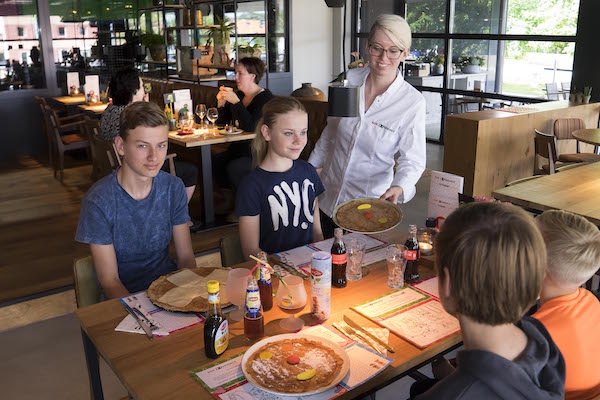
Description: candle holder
417,228,434,256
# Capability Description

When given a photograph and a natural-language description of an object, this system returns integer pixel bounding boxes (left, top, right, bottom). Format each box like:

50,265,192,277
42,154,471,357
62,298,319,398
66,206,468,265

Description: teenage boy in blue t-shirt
76,101,196,298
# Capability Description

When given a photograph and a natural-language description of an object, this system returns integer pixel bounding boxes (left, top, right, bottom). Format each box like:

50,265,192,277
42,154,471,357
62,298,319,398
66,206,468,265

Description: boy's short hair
119,101,167,140
435,202,546,325
536,210,600,286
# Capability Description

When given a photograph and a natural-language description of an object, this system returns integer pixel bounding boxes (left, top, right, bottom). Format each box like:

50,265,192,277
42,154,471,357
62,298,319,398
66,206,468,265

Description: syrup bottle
244,275,264,340
256,251,273,311
204,280,229,359
331,228,347,288
404,225,420,282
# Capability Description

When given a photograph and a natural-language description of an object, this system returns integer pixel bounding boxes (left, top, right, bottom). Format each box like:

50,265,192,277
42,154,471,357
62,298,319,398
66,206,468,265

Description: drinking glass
275,275,307,332
386,244,408,289
225,268,249,321
195,104,206,127
346,238,366,281
207,107,219,136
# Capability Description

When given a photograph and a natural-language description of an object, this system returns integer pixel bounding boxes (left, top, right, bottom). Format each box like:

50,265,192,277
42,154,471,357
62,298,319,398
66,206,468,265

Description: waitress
308,14,426,238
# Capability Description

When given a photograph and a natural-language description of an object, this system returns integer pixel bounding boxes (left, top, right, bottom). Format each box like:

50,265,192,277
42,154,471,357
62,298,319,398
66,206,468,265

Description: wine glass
225,268,249,321
207,107,219,136
275,275,307,332
195,104,206,127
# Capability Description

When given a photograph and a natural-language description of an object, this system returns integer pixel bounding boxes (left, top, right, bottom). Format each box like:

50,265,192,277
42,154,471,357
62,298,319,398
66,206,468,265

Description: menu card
192,343,391,399
411,276,439,299
351,287,459,348
427,170,464,221
84,75,100,100
66,72,80,93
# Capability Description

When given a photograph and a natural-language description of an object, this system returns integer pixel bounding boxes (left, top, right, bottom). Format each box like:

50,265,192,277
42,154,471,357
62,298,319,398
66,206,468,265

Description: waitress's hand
218,86,240,105
380,185,403,204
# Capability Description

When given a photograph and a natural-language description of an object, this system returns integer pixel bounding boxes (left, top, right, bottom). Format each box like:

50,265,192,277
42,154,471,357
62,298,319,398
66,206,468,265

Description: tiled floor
0,143,447,399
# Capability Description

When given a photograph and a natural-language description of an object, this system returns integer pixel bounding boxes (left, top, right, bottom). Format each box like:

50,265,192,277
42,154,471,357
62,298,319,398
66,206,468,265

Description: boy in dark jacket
416,202,565,400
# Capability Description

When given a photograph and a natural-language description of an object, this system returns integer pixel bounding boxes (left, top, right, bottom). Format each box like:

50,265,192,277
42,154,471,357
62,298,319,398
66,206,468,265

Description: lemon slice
296,369,316,381
378,217,388,223
357,204,371,210
259,351,273,360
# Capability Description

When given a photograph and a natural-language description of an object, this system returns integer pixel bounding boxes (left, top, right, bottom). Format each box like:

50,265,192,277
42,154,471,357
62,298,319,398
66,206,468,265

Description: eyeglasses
368,44,404,60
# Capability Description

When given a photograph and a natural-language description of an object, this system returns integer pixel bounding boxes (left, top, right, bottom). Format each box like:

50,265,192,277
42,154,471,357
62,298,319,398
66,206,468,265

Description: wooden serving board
147,267,232,312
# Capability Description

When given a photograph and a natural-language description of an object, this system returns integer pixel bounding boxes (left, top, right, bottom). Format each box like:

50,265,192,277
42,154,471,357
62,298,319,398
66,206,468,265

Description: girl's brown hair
251,97,307,167
239,57,265,84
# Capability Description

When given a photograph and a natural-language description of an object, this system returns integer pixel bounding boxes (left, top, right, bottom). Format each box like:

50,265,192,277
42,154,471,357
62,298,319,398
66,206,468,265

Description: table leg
81,328,104,400
201,145,215,226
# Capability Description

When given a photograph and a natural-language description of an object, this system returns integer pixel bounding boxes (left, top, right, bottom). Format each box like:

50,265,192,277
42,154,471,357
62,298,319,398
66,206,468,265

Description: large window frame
351,0,579,144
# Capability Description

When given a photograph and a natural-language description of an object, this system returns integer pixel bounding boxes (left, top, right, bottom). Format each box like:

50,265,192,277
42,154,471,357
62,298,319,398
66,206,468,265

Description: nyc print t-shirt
236,160,325,253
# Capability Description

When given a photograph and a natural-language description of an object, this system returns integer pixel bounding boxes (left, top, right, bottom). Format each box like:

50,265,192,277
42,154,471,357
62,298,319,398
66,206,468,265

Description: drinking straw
248,255,290,292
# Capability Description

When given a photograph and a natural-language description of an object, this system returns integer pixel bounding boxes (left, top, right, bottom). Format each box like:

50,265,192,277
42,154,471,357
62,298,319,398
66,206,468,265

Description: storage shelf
139,4,185,12
196,64,236,70
137,60,176,65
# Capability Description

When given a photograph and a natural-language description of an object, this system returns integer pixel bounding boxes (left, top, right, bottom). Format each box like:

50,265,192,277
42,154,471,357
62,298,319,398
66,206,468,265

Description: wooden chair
561,82,571,99
73,256,104,399
545,83,560,100
42,105,89,181
220,233,245,268
553,118,600,163
534,129,581,175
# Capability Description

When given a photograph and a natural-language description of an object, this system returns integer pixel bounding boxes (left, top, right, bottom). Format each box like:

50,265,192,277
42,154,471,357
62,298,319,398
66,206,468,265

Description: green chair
73,256,104,399
220,233,245,267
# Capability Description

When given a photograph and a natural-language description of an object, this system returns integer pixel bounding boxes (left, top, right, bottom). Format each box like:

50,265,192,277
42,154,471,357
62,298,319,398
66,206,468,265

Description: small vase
435,64,444,75
576,93,584,103
584,95,591,104
569,93,576,102
291,83,326,101
149,45,166,62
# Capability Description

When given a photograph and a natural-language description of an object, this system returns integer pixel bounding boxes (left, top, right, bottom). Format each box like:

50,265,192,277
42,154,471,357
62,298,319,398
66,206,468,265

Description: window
353,0,580,143
58,27,65,36
17,27,24,37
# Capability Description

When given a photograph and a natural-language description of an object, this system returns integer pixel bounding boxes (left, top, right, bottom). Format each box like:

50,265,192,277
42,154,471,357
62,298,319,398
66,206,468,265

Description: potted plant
434,55,444,75
583,86,592,103
237,38,264,60
142,33,173,62
210,16,235,66
459,56,485,74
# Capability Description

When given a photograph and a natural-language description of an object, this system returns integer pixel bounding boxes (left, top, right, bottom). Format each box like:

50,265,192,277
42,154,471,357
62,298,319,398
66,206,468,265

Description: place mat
147,267,231,312
333,198,403,234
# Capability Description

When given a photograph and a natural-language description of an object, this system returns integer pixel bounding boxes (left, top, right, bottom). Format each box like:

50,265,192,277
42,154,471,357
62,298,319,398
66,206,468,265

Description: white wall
291,0,335,97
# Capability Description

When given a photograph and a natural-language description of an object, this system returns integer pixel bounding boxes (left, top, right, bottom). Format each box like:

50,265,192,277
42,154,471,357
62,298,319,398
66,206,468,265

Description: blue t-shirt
75,170,190,293
236,160,325,253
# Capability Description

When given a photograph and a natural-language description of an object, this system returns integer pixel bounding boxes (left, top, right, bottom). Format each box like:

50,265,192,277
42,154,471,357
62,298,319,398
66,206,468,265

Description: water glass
346,238,366,281
225,268,249,321
207,107,219,136
386,244,408,289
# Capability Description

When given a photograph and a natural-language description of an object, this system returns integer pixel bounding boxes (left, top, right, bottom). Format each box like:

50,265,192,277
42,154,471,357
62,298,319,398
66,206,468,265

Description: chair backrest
84,117,120,180
534,129,558,174
545,83,560,100
42,105,62,149
553,118,584,141
561,82,570,92
220,233,245,268
73,256,101,308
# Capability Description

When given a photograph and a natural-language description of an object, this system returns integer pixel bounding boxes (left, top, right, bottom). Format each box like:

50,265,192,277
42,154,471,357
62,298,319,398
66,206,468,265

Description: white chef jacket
308,67,426,217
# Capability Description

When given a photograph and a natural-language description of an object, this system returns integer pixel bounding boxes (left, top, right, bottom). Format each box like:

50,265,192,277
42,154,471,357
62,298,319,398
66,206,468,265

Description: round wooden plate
333,197,403,234
147,267,232,312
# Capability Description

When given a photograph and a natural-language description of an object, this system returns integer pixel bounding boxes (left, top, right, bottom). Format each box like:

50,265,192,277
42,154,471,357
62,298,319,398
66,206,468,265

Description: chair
42,105,89,181
73,256,104,399
83,117,120,180
220,233,245,268
545,83,560,100
534,129,578,174
553,118,600,163
561,82,571,100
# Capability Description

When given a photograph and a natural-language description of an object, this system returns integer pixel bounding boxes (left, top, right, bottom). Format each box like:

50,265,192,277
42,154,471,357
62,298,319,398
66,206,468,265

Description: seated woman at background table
76,102,196,299
236,97,324,259
308,14,426,238
215,57,274,193
414,202,565,399
99,66,198,205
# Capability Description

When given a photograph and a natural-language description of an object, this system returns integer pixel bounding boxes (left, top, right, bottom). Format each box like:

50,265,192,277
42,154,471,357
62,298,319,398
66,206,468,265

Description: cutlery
122,302,154,339
344,315,395,353
333,322,384,355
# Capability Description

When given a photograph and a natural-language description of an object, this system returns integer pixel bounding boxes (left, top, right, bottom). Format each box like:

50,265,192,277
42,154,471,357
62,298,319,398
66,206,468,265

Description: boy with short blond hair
533,210,600,400
416,202,565,399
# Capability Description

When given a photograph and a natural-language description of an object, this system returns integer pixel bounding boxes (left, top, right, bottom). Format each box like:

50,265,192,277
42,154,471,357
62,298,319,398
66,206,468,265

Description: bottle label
214,319,229,355
245,287,261,317
208,292,220,304
331,254,347,264
311,252,331,321
259,266,272,285
403,250,418,261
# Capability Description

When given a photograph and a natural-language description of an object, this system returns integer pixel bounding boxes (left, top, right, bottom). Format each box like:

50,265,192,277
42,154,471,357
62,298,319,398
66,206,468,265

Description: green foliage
584,86,592,96
210,16,235,45
238,38,264,55
141,33,165,47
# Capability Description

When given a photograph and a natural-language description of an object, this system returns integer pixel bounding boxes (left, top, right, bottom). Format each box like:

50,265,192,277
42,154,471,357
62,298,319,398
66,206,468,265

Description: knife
333,322,385,355
122,302,154,339
344,315,394,353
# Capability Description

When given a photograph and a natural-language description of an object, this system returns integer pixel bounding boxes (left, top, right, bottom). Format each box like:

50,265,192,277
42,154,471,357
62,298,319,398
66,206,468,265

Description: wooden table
572,128,600,154
493,162,600,225
77,256,461,400
52,94,86,106
78,103,108,115
168,129,256,227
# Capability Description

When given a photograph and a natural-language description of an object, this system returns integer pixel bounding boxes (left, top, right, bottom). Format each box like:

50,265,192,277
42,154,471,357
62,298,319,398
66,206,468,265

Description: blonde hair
368,14,412,50
251,97,307,167
435,202,546,325
536,210,600,286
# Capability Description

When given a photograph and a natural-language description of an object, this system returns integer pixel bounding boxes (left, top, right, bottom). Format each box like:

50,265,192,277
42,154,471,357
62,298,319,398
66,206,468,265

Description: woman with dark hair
99,66,198,205
215,57,274,195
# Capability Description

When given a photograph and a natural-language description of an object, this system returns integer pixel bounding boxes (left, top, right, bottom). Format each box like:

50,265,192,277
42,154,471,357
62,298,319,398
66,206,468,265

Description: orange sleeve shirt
533,288,600,400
